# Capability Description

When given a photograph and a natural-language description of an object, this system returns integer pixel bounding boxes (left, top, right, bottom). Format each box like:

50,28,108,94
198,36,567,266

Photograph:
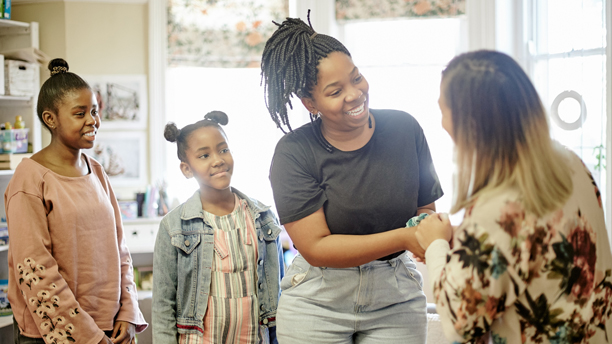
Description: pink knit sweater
5,156,147,344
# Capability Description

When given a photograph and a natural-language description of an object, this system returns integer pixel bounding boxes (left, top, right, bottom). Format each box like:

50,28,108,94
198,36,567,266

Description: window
526,0,608,219
163,0,294,208
163,5,464,214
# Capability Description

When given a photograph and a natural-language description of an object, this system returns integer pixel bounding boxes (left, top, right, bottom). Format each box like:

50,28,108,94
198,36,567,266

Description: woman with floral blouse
415,50,612,343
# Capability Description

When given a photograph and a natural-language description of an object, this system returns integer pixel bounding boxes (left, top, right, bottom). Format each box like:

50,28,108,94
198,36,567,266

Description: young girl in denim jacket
152,111,284,344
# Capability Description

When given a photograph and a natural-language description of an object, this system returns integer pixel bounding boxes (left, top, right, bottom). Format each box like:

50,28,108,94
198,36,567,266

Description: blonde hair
442,50,572,216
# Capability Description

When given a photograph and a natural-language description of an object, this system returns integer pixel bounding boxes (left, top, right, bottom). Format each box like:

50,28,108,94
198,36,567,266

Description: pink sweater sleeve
6,191,106,344
104,174,148,332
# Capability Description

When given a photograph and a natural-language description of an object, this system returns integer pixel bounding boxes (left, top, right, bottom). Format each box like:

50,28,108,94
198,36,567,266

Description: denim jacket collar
180,187,271,221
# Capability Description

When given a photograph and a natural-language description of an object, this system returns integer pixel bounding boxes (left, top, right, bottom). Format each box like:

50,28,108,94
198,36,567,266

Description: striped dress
180,194,260,344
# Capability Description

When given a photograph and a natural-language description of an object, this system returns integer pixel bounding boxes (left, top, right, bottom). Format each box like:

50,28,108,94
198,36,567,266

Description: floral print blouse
425,153,612,344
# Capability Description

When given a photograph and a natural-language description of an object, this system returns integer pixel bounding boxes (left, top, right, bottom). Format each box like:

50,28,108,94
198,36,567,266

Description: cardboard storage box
0,152,31,170
4,59,35,96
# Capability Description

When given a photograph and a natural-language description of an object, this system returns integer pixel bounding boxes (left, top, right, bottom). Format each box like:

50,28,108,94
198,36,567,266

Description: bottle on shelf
3,122,13,153
13,116,24,129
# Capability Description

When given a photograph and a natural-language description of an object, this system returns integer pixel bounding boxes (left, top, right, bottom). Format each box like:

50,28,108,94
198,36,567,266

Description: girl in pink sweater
5,58,147,344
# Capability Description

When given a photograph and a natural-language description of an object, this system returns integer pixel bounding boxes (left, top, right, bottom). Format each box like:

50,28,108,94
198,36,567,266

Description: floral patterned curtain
168,0,288,68
335,0,466,21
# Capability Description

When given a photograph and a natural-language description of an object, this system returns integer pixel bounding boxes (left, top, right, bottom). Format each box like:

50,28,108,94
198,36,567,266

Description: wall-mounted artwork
83,131,147,187
82,74,148,129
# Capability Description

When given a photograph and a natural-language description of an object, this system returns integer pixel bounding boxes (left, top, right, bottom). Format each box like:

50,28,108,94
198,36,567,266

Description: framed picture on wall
83,131,147,187
81,74,148,130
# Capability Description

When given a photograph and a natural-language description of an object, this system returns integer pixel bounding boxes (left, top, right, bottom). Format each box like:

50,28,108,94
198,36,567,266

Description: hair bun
48,58,69,76
204,111,229,126
164,122,180,142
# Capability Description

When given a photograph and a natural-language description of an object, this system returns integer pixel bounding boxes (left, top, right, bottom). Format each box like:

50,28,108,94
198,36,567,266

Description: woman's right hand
98,335,113,344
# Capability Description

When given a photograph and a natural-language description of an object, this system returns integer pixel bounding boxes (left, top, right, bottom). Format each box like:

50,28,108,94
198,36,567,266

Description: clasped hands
98,321,136,344
413,213,454,260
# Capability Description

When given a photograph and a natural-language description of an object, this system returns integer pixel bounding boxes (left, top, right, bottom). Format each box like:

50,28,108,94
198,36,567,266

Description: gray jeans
276,253,428,343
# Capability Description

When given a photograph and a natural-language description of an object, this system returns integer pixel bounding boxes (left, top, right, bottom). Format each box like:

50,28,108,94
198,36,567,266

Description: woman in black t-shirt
261,12,443,344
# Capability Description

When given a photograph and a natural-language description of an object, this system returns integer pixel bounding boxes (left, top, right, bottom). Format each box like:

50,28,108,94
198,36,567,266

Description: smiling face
46,88,100,151
302,51,370,132
180,126,234,194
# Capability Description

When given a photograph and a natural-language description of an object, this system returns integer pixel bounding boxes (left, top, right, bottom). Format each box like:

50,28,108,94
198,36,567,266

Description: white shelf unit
123,217,161,254
0,19,41,153
0,20,41,335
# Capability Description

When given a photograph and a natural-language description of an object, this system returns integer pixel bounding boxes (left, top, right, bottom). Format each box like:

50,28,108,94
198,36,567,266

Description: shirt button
259,234,263,241
258,260,263,266
259,283,263,289
262,318,269,325
260,305,264,310
267,229,272,235
185,240,190,247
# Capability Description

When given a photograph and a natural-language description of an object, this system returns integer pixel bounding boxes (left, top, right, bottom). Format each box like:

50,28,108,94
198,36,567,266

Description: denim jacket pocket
171,233,201,255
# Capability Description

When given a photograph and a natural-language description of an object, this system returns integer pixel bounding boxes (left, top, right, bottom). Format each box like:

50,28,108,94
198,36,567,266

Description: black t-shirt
269,109,443,235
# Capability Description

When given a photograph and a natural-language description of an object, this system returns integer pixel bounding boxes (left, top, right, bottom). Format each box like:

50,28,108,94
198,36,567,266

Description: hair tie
310,32,318,40
51,66,68,76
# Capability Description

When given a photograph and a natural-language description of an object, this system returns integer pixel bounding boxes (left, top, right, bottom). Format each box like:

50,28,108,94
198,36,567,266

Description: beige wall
64,2,148,75
13,2,147,74
11,2,67,62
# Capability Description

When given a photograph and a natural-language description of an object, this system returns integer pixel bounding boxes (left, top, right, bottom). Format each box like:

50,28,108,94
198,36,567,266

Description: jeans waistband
376,251,405,261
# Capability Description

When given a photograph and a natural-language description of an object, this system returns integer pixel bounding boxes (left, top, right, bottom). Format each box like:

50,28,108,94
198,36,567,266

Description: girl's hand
111,321,136,344
98,335,113,344
414,213,453,251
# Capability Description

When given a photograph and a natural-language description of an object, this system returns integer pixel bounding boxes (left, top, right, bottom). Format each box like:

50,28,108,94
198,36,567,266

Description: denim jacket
152,188,285,343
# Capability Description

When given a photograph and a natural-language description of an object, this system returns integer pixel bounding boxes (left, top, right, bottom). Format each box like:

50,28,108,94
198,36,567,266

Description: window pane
535,0,605,54
531,0,608,217
343,18,462,66
534,54,607,193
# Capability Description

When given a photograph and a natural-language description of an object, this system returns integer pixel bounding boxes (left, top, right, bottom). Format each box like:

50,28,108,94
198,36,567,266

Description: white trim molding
148,0,166,185
466,0,496,51
13,0,148,4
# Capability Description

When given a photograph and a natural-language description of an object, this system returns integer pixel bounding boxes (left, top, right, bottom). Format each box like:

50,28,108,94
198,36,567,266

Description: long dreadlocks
260,10,351,133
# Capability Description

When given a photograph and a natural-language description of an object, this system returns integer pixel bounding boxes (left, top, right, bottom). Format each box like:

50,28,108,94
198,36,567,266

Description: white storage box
4,59,36,96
